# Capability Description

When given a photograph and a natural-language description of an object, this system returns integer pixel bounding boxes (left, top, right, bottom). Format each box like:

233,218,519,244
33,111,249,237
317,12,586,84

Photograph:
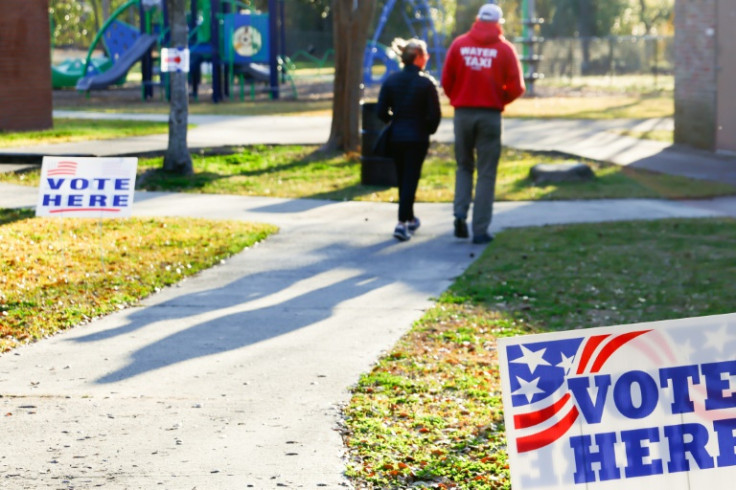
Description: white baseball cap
477,3,504,23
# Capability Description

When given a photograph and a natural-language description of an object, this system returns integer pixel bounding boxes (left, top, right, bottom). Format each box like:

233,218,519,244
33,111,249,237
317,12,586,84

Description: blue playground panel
223,14,270,64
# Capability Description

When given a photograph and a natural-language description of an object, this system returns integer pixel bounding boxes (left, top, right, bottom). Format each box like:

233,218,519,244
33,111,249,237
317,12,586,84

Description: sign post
499,313,736,489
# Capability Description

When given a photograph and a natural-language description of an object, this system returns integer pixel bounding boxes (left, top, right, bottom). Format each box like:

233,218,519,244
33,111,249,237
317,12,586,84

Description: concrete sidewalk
0,181,733,488
1,112,735,186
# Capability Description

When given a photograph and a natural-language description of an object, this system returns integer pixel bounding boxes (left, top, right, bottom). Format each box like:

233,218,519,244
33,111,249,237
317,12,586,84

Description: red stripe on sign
49,208,122,213
576,335,610,374
514,393,572,429
590,330,651,373
516,406,579,453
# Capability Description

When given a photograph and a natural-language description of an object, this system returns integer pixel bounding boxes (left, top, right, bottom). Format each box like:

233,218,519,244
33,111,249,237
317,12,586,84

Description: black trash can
360,101,397,187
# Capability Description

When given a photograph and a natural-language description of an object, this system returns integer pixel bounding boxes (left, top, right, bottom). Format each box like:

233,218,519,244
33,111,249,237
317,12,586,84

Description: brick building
0,0,53,131
674,0,736,153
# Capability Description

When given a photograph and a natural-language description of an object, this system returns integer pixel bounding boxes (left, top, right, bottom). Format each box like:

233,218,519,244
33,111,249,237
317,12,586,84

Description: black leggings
390,141,429,223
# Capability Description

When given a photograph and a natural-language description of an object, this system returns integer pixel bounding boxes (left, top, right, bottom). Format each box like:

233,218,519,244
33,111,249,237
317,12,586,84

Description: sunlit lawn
4,143,732,201
343,217,736,488
132,144,736,202
0,118,172,148
0,209,276,352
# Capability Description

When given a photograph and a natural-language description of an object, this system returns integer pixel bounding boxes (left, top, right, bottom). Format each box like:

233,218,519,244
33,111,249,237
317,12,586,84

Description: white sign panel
36,157,137,218
498,313,736,489
161,47,190,73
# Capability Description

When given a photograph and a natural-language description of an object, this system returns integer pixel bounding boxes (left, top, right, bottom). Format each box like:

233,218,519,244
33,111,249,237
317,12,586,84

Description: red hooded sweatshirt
441,21,525,111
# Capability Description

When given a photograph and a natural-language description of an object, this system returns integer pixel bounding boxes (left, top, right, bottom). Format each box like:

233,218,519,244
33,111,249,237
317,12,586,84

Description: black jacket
376,65,441,143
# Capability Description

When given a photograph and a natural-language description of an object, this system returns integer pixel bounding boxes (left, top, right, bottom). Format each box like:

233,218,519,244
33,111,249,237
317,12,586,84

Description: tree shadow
0,208,34,225
69,236,444,383
95,271,390,383
136,146,393,202
136,168,228,191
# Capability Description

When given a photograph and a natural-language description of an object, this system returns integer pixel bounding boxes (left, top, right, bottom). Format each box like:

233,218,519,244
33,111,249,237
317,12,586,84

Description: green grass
53,90,672,121
610,128,674,143
540,74,674,94
503,94,673,120
54,98,334,117
343,217,736,488
56,94,671,120
0,118,173,148
124,144,736,201
0,210,276,352
5,144,733,201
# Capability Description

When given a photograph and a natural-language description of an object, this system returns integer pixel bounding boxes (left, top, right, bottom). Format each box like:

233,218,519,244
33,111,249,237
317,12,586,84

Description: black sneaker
407,217,421,233
472,233,494,244
393,223,411,241
454,218,469,238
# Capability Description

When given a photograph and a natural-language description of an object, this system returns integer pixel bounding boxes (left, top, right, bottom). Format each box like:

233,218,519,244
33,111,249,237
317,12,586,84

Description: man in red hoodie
441,3,525,244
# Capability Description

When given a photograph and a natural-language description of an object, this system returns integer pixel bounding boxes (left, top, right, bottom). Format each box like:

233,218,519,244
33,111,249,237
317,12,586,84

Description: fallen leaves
343,218,736,489
0,214,276,352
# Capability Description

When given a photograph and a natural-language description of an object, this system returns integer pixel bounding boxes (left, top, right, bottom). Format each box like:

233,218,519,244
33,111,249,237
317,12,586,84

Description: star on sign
557,352,575,374
512,345,552,374
513,375,545,403
703,324,733,354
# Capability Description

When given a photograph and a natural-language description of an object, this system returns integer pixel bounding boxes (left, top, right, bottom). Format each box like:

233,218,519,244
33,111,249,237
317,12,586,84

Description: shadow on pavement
70,236,448,383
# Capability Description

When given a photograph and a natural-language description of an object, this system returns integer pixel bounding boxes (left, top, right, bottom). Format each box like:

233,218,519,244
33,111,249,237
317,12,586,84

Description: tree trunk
163,0,193,175
90,0,103,33
324,0,374,153
102,0,111,21
576,0,595,75
637,0,653,34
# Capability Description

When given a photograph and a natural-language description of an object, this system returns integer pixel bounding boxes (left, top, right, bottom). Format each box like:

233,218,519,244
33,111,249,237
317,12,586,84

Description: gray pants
453,107,502,237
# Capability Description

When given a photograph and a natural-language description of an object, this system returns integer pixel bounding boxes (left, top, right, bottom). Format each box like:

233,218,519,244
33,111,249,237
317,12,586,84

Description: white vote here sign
36,157,137,218
498,313,736,489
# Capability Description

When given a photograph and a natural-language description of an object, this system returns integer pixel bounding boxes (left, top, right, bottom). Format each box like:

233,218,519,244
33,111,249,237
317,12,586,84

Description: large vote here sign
36,157,137,218
498,313,736,489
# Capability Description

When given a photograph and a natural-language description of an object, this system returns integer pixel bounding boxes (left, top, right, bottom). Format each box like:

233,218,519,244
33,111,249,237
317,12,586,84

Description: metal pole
268,0,279,99
279,0,286,84
211,0,222,102
522,0,530,62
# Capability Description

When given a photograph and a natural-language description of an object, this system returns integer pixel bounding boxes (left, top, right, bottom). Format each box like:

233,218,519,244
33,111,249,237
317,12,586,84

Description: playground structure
363,0,448,87
363,0,544,93
51,0,292,101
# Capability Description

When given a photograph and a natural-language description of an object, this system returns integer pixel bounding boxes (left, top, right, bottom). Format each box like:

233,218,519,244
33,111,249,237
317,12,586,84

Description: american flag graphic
47,160,78,176
506,329,651,453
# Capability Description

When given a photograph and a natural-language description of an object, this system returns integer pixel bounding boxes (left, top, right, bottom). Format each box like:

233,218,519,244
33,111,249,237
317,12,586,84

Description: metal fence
519,35,674,92
283,32,676,92
284,31,334,61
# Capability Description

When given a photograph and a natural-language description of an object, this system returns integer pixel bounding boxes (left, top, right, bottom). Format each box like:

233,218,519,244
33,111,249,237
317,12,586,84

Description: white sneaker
393,223,411,241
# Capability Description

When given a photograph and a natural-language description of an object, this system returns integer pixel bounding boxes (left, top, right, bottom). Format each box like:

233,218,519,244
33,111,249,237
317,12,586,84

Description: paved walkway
2,112,735,185
0,114,735,488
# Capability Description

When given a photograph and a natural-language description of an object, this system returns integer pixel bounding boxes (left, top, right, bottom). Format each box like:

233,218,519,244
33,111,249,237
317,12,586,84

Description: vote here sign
498,313,736,489
36,157,138,218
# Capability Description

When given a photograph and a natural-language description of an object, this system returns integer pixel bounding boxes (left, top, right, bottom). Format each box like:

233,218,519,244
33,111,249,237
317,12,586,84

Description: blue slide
76,34,158,91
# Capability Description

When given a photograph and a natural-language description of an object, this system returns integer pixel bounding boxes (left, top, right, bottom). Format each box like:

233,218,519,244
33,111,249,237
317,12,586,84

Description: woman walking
376,38,441,241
